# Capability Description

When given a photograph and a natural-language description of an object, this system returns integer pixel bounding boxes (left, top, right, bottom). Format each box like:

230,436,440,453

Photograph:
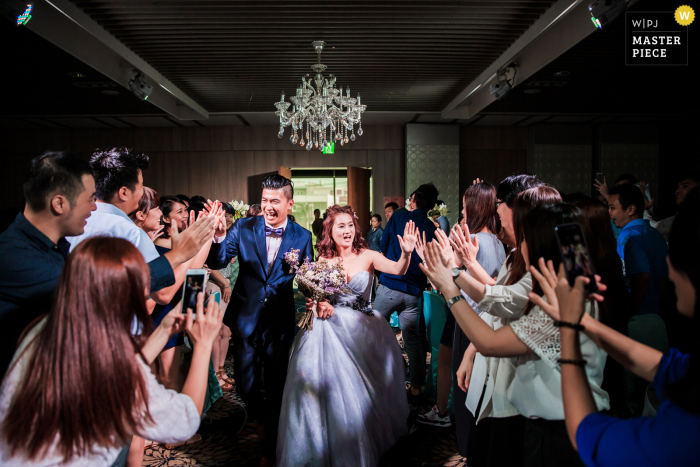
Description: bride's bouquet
284,249,350,331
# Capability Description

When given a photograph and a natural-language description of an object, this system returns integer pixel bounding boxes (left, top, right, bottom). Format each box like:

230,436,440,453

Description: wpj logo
625,9,690,66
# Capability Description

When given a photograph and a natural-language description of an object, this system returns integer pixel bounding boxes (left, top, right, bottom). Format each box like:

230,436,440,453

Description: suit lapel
253,216,269,278
271,221,297,279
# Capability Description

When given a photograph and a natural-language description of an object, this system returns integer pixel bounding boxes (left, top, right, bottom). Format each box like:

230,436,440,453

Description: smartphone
181,269,207,315
554,223,597,294
595,172,605,184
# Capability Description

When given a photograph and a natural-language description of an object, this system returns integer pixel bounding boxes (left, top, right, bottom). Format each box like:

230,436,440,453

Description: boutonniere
283,248,300,273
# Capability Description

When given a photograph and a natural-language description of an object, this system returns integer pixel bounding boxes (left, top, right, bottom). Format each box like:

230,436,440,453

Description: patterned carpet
143,297,467,467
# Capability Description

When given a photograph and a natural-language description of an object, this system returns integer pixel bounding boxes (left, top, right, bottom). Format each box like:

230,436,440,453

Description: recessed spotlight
523,89,541,94
101,90,119,96
67,72,86,78
553,71,570,77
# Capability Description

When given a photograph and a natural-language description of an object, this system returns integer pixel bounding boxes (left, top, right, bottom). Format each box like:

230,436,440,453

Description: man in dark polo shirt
375,182,439,400
0,151,212,376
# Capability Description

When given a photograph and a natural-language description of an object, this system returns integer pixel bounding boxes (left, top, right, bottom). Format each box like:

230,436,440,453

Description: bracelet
558,358,587,366
553,320,585,331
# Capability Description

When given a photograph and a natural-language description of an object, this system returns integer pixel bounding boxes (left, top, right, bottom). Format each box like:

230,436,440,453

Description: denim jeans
374,284,426,388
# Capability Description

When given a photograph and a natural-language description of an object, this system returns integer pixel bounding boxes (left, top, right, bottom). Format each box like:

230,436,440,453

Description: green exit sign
322,142,334,154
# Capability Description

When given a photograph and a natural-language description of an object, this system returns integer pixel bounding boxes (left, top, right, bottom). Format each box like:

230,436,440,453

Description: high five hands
397,220,419,254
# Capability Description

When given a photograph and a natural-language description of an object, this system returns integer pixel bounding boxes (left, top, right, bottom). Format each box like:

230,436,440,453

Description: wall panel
0,125,404,221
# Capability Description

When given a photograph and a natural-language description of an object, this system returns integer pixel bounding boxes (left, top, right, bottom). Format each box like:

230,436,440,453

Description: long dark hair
576,199,628,328
463,181,500,235
522,203,586,314
665,186,700,413
2,238,153,461
316,205,368,259
506,186,562,286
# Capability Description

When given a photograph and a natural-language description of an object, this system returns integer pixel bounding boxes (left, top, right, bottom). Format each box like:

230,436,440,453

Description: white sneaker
416,405,451,427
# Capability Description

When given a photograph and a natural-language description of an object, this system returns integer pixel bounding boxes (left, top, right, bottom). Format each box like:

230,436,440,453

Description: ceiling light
275,41,366,151
1,1,33,25
523,89,541,94
67,72,86,78
489,65,517,101
589,0,626,29
553,71,570,77
128,69,153,101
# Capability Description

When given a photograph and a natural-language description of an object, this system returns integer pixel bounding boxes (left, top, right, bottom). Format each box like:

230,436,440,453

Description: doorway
291,168,373,244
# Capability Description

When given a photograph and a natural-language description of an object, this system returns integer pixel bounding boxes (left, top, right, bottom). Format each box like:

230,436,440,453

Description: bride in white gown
277,205,418,467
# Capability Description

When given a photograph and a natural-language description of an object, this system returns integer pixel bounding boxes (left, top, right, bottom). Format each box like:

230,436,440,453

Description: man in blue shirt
609,184,668,316
0,152,96,375
375,182,438,400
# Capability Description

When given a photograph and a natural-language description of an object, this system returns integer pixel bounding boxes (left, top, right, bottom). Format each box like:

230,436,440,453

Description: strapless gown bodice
277,269,409,467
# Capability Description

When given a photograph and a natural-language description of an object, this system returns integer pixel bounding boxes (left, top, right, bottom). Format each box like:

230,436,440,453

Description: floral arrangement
428,203,448,218
228,199,250,220
284,249,350,330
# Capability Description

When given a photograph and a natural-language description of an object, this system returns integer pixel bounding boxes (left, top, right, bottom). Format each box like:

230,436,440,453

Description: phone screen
554,223,597,294
182,273,206,313
595,172,605,183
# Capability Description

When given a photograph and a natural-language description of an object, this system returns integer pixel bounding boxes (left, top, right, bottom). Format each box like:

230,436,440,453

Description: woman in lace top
0,238,224,467
450,183,562,467
422,203,609,467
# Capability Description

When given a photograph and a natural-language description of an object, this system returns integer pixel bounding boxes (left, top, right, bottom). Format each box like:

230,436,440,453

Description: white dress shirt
466,260,532,423
67,202,160,263
265,218,288,274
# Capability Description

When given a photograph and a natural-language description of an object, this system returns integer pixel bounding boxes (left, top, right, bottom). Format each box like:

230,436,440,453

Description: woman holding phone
0,237,224,467
421,203,610,467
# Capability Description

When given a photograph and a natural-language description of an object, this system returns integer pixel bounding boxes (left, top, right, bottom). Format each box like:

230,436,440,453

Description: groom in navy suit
207,174,313,466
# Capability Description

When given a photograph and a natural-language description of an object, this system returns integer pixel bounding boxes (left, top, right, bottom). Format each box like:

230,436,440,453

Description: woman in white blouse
449,184,562,467
422,203,609,467
0,237,224,467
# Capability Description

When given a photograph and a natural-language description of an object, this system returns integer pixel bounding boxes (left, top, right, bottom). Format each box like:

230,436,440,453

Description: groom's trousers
233,309,293,459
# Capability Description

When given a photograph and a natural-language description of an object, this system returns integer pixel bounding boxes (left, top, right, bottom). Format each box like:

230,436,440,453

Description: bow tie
265,226,284,237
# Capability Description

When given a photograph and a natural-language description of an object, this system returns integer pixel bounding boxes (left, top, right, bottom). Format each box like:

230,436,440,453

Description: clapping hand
593,176,609,199
472,178,482,185
415,231,428,261
450,224,479,268
527,258,606,324
419,240,457,294
397,220,419,254
148,225,165,242
433,229,457,269
204,200,227,237
306,297,334,319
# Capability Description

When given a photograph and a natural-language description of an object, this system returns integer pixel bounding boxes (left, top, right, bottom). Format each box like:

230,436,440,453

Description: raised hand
593,175,609,199
450,224,479,268
639,181,654,210
157,302,188,337
433,229,457,269
397,220,419,254
148,225,165,242
472,178,482,185
415,231,428,261
419,241,455,293
170,215,216,265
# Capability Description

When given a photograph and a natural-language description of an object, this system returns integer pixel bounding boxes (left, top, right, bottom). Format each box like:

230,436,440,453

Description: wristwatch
446,294,466,310
451,268,461,282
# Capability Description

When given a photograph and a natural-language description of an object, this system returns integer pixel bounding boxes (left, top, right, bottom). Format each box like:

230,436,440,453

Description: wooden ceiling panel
72,0,556,112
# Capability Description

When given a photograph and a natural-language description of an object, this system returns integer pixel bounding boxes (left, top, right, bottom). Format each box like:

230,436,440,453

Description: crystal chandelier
274,41,366,151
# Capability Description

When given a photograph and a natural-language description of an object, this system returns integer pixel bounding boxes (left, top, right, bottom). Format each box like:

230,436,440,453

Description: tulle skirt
277,306,409,467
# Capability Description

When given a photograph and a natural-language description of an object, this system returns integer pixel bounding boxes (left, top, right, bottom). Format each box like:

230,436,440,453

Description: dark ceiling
74,0,555,112
0,0,696,129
